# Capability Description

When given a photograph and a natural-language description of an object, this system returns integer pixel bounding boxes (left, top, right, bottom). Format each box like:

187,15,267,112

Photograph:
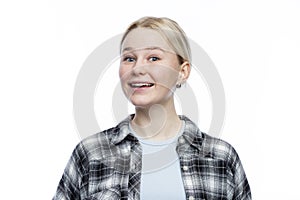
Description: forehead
121,28,174,53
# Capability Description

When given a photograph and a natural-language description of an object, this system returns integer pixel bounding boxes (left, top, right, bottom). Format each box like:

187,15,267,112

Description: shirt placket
177,136,206,200
127,139,142,200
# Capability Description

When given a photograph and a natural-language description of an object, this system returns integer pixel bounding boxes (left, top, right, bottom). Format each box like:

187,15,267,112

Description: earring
176,83,182,88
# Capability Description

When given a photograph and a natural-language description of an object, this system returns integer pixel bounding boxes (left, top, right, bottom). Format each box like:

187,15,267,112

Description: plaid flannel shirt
53,115,251,200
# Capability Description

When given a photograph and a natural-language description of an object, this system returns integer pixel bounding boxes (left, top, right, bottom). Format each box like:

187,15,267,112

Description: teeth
130,83,154,88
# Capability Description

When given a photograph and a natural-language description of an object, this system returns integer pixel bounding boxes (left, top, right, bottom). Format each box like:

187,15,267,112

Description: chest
83,145,232,200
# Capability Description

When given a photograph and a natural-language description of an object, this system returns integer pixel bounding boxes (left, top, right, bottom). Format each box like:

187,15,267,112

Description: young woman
53,17,251,200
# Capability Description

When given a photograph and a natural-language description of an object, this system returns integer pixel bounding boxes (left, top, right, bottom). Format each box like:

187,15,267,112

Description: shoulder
180,115,239,163
72,125,121,163
201,132,243,170
72,115,133,162
202,133,236,157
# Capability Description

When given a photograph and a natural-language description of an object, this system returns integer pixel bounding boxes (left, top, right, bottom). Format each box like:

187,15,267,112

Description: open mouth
129,82,155,88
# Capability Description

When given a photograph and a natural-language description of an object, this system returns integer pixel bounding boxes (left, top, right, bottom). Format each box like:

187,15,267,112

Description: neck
131,99,182,141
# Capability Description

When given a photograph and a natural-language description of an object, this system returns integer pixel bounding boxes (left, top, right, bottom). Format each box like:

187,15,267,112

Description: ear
178,61,191,83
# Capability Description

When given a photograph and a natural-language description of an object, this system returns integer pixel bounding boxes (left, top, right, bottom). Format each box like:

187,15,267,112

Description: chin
130,97,170,109
130,96,160,107
130,100,153,108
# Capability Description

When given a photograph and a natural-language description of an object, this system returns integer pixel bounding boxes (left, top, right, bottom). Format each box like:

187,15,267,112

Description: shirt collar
110,114,136,145
178,115,204,151
110,114,204,151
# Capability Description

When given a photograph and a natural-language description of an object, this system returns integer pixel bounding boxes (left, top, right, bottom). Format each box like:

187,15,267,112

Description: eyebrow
121,46,166,53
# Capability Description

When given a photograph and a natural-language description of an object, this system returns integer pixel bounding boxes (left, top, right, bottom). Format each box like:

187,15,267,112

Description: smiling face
119,28,183,108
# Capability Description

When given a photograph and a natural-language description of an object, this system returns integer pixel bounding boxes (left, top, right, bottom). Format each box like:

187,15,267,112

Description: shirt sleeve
228,147,252,200
52,143,86,200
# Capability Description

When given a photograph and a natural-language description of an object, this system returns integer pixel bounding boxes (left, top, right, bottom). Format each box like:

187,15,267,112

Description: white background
1,0,300,199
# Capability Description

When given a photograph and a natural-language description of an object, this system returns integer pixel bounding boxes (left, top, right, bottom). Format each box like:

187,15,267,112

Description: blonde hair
120,17,192,64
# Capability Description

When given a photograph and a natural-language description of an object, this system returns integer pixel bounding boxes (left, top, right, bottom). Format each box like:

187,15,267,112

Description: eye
149,56,160,62
123,56,135,62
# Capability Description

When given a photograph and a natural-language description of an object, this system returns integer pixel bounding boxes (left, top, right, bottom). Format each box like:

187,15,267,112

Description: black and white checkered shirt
53,115,251,200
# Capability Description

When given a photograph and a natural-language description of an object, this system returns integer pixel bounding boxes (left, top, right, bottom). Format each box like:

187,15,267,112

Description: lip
128,81,155,87
128,81,155,92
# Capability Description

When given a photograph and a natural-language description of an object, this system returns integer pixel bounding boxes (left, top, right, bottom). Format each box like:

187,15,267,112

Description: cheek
119,65,129,82
119,66,131,97
150,67,179,88
119,65,125,78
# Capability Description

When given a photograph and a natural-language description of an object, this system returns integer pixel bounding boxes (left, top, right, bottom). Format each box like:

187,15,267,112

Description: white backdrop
1,0,299,199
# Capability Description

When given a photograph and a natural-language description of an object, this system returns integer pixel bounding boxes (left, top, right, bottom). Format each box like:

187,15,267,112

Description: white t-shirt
129,121,187,200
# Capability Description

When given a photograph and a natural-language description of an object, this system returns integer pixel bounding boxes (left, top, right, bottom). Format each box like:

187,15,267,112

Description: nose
131,58,147,76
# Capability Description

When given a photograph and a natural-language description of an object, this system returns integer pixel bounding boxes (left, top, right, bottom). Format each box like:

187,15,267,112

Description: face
119,28,182,108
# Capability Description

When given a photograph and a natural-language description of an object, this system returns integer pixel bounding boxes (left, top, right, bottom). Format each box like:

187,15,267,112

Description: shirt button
179,137,185,144
183,166,189,171
132,163,138,172
188,196,195,200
